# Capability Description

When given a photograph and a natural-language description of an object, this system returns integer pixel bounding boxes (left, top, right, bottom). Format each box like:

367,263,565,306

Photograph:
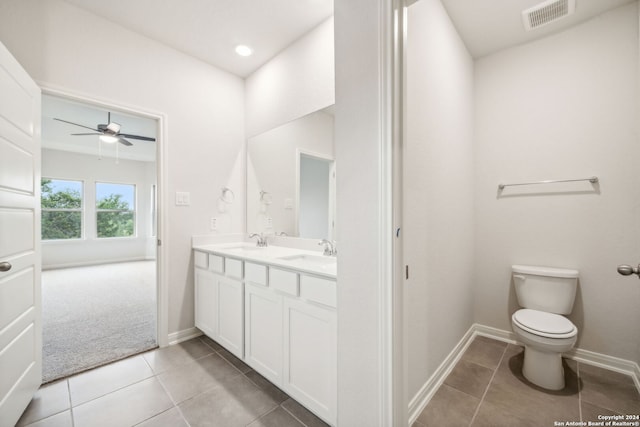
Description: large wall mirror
247,106,335,240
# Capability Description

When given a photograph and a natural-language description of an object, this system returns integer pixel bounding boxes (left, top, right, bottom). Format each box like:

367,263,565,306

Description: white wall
0,0,245,336
334,0,392,424
474,2,640,365
245,17,335,138
405,0,475,400
41,148,156,269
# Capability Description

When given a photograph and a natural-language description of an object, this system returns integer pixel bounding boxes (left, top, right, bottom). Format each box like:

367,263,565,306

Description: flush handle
617,264,640,278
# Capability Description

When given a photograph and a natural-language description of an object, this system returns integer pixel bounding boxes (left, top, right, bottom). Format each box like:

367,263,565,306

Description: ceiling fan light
100,135,119,143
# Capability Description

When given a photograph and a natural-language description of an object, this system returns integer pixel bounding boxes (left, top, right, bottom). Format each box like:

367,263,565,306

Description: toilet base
522,345,565,390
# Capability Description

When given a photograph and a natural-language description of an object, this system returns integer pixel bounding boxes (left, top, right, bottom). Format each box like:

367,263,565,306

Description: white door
0,41,42,426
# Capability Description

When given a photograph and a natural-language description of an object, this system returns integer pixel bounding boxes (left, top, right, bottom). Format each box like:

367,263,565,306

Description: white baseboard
567,347,640,393
42,257,153,270
167,327,202,346
407,326,477,425
407,323,640,426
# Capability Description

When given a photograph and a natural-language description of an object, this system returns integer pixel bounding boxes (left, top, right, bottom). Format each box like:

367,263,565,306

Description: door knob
617,264,640,277
0,262,11,272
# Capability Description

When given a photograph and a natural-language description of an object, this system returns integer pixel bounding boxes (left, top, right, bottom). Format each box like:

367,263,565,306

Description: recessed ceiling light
235,45,253,57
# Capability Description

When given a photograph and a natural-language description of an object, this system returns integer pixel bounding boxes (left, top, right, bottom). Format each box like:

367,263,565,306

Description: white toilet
511,264,579,390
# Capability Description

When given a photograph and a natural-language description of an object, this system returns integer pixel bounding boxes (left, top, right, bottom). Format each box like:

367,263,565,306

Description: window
41,178,83,240
96,182,136,238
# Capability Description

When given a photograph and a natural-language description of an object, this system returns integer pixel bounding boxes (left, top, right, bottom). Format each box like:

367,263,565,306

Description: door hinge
405,265,409,280
157,239,162,246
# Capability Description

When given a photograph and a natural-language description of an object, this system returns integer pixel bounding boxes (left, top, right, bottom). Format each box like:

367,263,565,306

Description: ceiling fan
54,112,155,146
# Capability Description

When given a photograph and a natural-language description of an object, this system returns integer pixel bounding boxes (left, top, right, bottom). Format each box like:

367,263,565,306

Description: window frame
95,181,137,239
41,177,84,241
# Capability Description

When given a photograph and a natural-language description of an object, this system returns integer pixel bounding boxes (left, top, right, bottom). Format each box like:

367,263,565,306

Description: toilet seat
512,309,577,339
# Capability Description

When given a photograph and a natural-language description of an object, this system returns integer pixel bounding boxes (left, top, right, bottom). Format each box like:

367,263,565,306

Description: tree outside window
96,183,136,238
41,178,83,240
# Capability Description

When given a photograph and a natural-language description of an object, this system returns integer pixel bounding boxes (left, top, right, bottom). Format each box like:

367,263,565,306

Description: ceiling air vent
522,0,576,31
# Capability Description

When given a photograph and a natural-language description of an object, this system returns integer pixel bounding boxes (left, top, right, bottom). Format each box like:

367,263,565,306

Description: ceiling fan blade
71,133,101,136
119,133,156,141
118,137,133,146
53,118,100,132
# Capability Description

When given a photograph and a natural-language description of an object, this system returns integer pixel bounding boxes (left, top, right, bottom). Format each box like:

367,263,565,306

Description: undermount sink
278,254,337,266
223,245,265,253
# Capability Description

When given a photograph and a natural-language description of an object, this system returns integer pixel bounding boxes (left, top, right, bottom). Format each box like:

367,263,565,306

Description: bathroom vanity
192,242,337,425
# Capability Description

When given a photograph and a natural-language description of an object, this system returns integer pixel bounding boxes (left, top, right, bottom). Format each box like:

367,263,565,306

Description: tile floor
413,336,640,427
17,336,329,427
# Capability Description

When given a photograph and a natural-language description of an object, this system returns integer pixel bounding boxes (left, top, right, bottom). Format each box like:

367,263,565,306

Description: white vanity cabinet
246,266,337,425
194,267,217,339
283,295,336,423
244,281,284,385
193,246,337,426
193,252,244,359
216,274,244,357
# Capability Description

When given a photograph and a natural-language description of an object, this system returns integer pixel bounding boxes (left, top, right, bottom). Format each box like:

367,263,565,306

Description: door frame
294,148,335,239
39,84,170,347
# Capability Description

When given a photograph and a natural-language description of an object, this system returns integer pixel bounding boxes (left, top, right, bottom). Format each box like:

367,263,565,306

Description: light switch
176,191,191,206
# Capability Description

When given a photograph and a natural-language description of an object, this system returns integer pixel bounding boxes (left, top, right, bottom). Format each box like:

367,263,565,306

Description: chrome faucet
319,239,337,256
249,233,268,247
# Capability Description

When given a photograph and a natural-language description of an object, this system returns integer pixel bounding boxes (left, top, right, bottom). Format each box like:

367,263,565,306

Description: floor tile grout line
131,407,180,427
243,402,282,427
281,400,324,427
159,368,246,407
467,344,509,426
69,372,158,409
156,346,257,408
140,351,155,373
66,379,75,427
143,345,219,377
140,374,192,427
174,403,193,427
577,361,583,422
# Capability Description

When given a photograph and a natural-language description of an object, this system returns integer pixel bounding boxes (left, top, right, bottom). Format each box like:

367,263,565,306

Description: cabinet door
244,283,283,385
217,276,244,358
194,268,217,339
283,298,337,425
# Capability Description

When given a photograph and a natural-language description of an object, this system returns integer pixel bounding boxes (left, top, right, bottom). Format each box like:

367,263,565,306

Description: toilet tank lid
512,265,579,278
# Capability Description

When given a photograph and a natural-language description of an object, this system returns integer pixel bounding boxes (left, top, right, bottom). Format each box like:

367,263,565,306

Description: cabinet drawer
269,268,298,296
245,262,267,286
300,275,336,308
225,258,243,279
194,251,208,269
209,254,224,273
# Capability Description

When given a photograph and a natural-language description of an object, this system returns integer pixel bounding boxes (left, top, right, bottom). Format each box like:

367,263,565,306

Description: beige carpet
42,261,157,382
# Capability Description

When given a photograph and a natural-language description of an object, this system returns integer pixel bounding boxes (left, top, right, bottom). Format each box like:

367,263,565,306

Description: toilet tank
512,265,579,314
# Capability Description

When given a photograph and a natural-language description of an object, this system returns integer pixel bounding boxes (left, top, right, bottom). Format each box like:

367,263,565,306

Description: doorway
297,151,336,240
40,94,160,382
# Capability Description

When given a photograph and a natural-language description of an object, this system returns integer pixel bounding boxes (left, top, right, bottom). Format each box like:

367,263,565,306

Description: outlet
210,217,218,231
265,217,273,229
284,198,293,209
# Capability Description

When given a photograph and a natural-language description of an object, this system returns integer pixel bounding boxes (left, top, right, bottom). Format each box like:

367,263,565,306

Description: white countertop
192,242,337,279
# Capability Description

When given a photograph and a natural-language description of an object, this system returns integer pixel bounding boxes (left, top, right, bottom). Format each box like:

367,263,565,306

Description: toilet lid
513,309,576,336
